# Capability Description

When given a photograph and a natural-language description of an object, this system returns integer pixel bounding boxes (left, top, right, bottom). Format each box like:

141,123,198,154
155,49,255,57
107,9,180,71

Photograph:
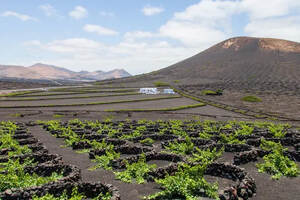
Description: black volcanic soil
29,126,161,200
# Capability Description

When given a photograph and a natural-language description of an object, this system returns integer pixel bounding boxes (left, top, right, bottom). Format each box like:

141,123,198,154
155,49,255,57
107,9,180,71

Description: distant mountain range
0,63,131,81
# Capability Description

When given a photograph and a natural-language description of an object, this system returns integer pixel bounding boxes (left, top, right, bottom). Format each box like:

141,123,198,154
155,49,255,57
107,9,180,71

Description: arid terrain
0,37,299,200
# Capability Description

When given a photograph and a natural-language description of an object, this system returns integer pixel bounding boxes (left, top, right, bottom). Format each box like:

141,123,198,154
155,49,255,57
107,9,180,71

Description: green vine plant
140,138,155,146
267,123,288,138
90,145,120,171
146,163,219,200
0,158,62,192
234,123,254,136
0,133,32,157
188,147,224,164
164,136,194,155
219,133,246,144
32,187,112,200
119,125,146,139
257,139,300,179
114,153,156,184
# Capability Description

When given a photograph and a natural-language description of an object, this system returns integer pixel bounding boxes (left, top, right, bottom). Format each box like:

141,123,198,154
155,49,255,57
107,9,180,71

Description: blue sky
1,0,300,74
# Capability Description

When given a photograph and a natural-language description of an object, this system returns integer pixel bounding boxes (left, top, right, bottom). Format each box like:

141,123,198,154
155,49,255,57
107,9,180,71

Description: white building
139,88,160,94
163,89,176,94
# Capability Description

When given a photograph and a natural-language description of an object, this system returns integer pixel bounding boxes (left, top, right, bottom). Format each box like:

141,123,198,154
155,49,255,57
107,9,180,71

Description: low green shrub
257,139,300,179
146,163,219,200
154,81,169,87
53,114,64,118
90,146,120,170
268,123,287,138
219,133,246,144
165,136,194,155
188,147,224,164
241,95,262,102
115,153,156,184
0,159,62,192
140,138,155,146
201,90,217,95
32,187,112,200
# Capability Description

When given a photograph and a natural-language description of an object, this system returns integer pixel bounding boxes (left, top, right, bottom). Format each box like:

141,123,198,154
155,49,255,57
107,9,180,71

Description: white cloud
1,11,37,21
142,5,164,16
241,0,300,42
83,24,118,36
69,6,88,19
159,0,238,47
160,21,227,47
245,16,300,41
39,4,57,17
124,31,156,42
241,0,300,19
99,11,115,17
45,38,102,53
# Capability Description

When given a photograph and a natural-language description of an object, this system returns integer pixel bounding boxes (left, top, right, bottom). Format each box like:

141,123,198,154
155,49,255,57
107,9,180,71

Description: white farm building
139,88,160,94
163,89,176,94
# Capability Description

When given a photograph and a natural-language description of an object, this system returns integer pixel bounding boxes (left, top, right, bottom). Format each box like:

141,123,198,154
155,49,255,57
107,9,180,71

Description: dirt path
29,126,160,200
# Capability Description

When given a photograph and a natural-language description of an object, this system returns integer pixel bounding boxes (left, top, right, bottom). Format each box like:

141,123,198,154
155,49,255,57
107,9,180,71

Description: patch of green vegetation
165,136,194,155
154,81,169,87
173,80,180,83
0,134,32,157
257,139,300,179
90,146,120,170
0,158,63,192
254,114,266,118
10,113,23,118
146,163,219,200
188,147,224,164
53,114,64,118
119,125,146,139
140,138,155,146
268,123,288,138
201,90,217,95
234,123,254,136
219,133,246,144
89,139,113,150
32,187,112,200
241,95,262,102
115,153,156,184
0,121,32,157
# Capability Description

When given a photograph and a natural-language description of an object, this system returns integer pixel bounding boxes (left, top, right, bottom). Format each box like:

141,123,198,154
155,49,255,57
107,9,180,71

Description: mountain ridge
101,36,300,88
152,36,300,83
0,63,131,81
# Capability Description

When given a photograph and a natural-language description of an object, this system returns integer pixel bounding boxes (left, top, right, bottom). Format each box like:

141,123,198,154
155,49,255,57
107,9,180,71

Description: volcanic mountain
112,37,300,87
0,63,131,81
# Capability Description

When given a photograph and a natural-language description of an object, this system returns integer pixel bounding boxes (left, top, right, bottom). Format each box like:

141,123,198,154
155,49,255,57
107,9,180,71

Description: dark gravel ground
29,126,161,200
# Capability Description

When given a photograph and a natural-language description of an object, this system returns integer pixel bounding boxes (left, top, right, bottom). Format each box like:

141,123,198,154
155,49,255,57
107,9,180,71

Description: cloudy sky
1,0,300,74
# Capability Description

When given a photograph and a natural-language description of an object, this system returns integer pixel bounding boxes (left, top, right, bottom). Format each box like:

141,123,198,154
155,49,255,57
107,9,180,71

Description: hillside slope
0,63,131,81
157,37,300,84
107,37,300,87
